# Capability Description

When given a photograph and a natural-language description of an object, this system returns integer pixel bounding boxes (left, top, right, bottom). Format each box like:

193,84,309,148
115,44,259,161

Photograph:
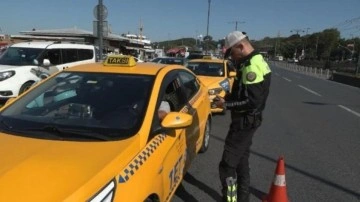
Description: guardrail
270,61,333,79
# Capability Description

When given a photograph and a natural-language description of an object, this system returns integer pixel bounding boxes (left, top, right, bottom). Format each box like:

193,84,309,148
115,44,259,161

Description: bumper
0,78,17,98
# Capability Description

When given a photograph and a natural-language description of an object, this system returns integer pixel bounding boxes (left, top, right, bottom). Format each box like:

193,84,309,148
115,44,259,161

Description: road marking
282,77,292,82
298,85,322,96
338,105,360,118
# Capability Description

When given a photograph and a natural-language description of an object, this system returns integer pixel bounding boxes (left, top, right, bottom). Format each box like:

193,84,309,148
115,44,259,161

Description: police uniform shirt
225,51,271,113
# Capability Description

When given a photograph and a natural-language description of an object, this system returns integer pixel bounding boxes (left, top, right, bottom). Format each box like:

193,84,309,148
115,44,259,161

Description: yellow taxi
0,55,212,202
186,56,237,113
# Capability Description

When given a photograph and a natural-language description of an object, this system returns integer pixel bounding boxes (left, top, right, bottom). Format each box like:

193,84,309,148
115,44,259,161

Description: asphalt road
172,64,360,202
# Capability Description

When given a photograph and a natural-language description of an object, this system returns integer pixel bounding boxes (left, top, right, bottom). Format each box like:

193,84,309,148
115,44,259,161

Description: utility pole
205,0,211,54
290,29,305,36
97,0,104,60
274,31,280,57
315,35,319,60
206,0,211,38
350,34,356,60
228,21,245,31
304,28,310,59
290,29,305,59
356,53,360,76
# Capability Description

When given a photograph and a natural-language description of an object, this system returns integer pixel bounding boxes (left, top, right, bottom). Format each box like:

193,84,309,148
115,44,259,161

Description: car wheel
19,81,35,95
199,119,210,153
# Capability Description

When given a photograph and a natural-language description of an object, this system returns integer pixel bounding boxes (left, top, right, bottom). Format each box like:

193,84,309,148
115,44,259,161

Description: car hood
0,132,139,201
197,76,225,88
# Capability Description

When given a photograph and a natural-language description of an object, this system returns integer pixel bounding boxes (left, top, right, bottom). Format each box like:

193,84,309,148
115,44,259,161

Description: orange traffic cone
263,156,289,202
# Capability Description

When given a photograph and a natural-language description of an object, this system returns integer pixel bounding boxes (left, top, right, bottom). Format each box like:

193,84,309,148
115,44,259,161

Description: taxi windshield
186,62,225,77
0,72,154,141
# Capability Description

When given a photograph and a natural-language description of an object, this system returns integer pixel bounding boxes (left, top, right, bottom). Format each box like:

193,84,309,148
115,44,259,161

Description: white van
0,41,96,99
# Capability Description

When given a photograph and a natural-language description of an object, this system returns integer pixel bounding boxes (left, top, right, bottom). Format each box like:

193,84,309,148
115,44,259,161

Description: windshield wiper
26,125,112,141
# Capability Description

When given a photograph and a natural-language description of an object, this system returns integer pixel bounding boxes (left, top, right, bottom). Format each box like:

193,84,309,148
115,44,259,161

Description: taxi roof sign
103,55,136,67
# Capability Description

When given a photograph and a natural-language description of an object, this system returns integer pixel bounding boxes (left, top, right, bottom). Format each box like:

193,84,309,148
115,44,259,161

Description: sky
1,0,360,42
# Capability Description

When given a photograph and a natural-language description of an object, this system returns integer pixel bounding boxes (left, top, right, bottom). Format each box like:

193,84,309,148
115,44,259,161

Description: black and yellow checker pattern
118,134,166,183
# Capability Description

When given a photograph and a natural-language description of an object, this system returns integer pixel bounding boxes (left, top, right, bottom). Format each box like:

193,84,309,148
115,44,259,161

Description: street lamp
206,0,211,38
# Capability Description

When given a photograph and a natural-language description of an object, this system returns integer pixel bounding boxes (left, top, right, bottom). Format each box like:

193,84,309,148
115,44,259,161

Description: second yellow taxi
0,55,212,202
186,56,237,113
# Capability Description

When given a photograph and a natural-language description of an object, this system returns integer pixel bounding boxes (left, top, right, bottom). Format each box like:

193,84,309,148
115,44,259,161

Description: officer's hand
212,96,225,108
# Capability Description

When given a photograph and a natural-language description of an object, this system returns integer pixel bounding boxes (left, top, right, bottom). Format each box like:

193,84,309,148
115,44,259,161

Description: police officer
214,31,271,202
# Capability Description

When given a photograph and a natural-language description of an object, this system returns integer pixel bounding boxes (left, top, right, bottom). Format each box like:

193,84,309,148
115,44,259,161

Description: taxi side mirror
229,71,237,77
161,112,193,129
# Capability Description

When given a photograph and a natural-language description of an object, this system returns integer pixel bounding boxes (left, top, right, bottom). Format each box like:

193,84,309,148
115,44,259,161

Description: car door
177,71,207,162
150,71,188,200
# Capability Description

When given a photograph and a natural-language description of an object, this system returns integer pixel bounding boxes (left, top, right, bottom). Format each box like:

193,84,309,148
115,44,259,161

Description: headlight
208,87,223,95
0,71,16,81
89,180,116,202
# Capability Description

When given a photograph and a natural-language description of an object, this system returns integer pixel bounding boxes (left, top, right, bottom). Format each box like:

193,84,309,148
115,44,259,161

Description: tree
318,29,340,60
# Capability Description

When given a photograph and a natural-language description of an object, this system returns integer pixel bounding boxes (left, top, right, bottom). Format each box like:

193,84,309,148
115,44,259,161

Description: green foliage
155,28,354,62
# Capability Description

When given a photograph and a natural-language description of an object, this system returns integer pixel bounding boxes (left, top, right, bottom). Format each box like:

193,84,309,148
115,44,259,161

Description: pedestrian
213,31,272,202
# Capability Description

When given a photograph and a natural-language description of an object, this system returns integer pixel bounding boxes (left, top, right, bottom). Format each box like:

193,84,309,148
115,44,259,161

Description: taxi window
163,77,187,111
178,71,200,100
187,62,225,77
0,72,155,141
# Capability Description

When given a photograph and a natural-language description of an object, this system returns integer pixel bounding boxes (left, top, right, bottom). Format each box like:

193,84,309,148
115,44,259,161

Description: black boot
237,189,249,202
237,178,250,202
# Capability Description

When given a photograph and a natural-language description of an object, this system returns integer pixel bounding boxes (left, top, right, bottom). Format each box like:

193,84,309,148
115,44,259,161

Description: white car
0,41,96,99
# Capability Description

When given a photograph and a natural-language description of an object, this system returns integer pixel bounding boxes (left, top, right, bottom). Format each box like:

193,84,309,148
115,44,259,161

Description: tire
19,81,35,95
199,118,211,153
144,195,160,202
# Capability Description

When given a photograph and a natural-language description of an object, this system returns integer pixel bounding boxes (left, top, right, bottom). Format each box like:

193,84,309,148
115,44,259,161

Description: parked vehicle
0,41,96,99
187,56,237,114
150,57,187,66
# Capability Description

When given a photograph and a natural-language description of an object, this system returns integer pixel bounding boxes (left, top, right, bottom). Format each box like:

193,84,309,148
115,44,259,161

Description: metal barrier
270,61,333,79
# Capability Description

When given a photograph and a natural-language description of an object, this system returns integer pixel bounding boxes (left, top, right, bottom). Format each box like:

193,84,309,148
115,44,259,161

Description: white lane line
282,77,292,82
298,85,322,96
338,105,360,118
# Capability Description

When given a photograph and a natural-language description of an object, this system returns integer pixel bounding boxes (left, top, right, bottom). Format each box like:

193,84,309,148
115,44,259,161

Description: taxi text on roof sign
103,55,137,67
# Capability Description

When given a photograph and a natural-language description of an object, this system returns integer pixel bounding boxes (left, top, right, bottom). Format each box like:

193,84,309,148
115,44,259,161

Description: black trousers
219,111,260,201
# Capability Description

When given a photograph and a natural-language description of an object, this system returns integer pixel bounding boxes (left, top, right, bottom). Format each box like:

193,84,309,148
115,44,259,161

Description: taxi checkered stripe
118,134,166,183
